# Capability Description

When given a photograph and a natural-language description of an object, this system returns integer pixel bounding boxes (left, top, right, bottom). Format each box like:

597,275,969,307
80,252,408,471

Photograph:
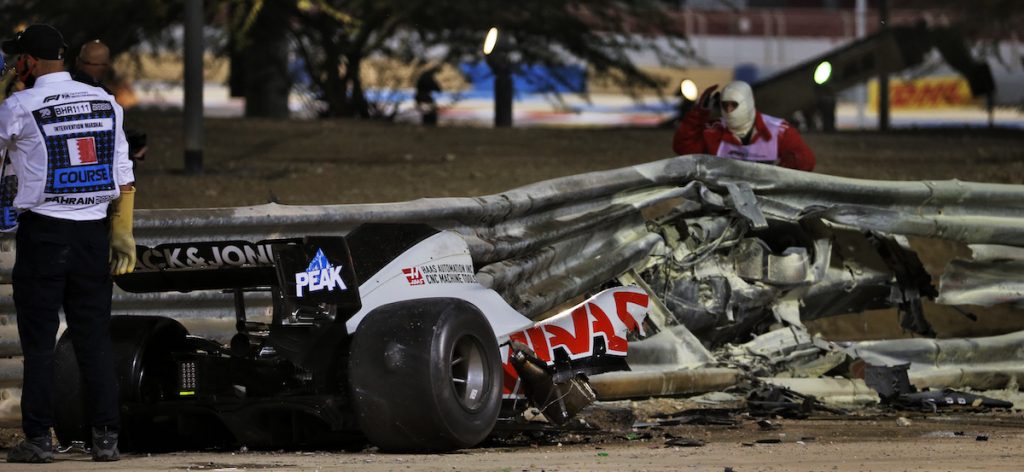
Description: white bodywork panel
345,231,534,338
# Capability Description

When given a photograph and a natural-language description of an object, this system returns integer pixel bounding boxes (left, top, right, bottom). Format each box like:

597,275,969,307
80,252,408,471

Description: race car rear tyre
348,298,502,452
54,315,188,451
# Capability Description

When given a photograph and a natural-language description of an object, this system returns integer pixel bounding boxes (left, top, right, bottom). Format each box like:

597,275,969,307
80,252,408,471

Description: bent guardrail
2,154,1024,359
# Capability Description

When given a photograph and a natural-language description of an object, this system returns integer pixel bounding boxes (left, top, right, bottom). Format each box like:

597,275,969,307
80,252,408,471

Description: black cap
2,24,67,60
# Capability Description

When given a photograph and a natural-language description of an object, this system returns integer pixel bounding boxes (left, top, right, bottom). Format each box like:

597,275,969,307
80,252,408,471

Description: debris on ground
746,383,849,418
641,408,741,427
864,362,1015,412
664,437,705,447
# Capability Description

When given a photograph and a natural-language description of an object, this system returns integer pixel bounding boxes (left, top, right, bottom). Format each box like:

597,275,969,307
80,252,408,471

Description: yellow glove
109,186,136,275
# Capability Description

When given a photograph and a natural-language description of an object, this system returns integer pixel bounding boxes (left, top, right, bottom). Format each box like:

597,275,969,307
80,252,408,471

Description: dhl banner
868,75,978,110
868,76,976,110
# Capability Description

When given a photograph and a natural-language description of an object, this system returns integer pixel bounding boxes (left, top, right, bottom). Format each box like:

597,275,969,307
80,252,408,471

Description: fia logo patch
294,248,346,297
67,137,98,166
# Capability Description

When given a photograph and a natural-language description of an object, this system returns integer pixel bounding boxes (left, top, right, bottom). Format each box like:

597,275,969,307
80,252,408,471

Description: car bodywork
53,223,653,452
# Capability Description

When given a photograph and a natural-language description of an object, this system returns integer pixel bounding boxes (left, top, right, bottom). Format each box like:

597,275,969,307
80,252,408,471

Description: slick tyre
54,315,187,451
349,299,502,452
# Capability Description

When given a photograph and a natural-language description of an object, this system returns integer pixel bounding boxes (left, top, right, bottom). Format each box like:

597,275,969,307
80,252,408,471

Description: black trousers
13,211,119,438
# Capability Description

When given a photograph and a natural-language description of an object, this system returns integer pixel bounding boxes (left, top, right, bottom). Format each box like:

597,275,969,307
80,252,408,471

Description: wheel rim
449,334,487,411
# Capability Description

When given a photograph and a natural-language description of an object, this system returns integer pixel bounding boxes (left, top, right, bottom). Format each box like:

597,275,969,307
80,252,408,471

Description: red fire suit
672,107,815,171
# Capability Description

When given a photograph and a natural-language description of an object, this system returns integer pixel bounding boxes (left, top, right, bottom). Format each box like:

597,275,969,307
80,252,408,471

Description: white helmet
721,81,756,137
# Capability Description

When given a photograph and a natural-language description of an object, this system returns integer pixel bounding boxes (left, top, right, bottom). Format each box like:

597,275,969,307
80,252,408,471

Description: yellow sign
868,76,975,110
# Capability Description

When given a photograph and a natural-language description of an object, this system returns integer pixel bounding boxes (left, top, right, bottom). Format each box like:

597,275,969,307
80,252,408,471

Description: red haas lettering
613,290,647,332
542,307,591,357
501,286,651,395
525,326,551,362
590,304,627,352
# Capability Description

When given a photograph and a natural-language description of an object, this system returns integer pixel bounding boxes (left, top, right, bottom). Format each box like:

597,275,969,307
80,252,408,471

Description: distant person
672,80,815,171
72,40,147,166
415,67,441,126
73,39,111,89
1,24,136,463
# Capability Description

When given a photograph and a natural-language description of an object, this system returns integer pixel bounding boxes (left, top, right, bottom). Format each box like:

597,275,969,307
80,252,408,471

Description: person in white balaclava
672,80,815,171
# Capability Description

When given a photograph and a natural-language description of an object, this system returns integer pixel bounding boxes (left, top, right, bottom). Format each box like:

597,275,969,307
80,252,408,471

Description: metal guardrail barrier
2,155,1024,359
848,331,1024,391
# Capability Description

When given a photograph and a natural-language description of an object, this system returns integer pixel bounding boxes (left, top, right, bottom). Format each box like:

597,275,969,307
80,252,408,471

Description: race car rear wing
117,239,280,293
116,237,361,312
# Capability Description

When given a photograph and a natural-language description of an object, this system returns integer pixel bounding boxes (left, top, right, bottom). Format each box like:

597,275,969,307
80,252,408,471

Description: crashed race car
52,223,652,452
43,156,1024,452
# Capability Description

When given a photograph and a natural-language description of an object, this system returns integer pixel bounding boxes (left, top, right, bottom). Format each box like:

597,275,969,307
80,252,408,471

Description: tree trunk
242,0,291,118
322,47,344,117
344,53,370,118
228,31,245,98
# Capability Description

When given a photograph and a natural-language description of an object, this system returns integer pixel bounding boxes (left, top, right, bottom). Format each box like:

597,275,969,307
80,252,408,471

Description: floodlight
813,61,832,85
680,79,698,101
483,27,499,55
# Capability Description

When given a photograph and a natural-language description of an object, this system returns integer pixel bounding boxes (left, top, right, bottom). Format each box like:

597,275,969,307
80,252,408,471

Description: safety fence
2,154,1024,360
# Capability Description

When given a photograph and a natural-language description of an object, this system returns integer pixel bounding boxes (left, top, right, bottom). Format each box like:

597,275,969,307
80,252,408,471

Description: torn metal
863,363,1014,412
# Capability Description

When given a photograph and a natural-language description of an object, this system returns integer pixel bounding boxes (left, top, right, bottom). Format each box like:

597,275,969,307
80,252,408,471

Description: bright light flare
679,79,698,101
483,27,499,55
813,61,832,85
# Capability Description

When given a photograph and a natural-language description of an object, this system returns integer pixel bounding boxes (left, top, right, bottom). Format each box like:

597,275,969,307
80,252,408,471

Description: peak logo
294,248,346,297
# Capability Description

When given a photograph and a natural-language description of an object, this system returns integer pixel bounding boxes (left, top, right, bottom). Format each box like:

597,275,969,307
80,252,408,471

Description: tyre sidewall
55,315,187,450
349,299,501,452
428,306,502,445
